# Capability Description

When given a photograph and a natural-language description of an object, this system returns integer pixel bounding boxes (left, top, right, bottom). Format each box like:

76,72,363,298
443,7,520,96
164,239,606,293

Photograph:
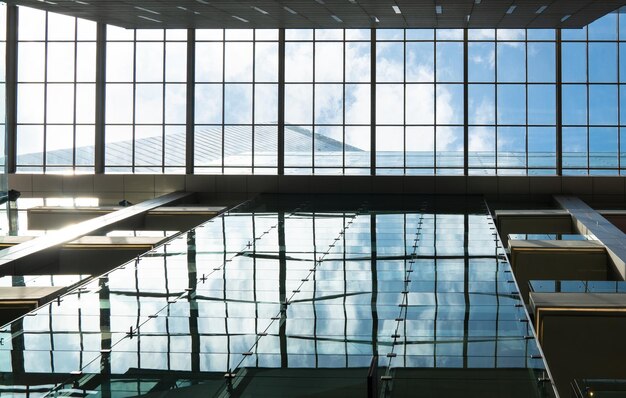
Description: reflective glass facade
6,6,626,176
0,195,551,397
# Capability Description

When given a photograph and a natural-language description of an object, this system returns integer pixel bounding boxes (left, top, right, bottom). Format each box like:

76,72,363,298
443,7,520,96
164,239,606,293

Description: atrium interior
1,1,626,397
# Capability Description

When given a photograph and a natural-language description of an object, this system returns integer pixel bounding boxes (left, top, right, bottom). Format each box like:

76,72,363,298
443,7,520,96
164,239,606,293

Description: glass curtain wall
562,14,623,174
194,29,279,175
15,6,96,173
105,26,187,173
284,29,371,175
376,29,464,175
8,6,626,176
468,29,557,175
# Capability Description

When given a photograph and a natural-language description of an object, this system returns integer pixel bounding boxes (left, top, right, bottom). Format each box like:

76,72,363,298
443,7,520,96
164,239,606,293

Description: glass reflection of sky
0,195,551,397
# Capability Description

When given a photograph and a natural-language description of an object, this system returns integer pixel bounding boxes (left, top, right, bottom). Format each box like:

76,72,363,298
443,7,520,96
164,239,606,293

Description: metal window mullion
434,38,438,174
43,12,48,173
463,29,469,175
221,37,225,173
312,35,316,173
132,32,137,173
525,37,529,174
186,28,195,174
72,19,78,171
161,33,166,174
278,28,285,175
252,31,256,174
586,30,590,173
342,30,346,173
6,5,18,173
371,28,376,175
403,31,407,173
618,18,622,174
495,39,499,174
556,29,563,175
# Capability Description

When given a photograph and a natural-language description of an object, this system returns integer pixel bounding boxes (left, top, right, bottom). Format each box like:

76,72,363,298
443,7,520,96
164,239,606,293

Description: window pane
376,84,403,125
468,42,495,83
528,85,555,125
468,85,495,125
497,43,525,82
590,127,618,168
562,43,586,83
497,85,525,125
589,85,618,125
528,43,555,83
377,42,403,82
562,85,587,126
589,43,617,83
436,42,463,82
406,42,434,82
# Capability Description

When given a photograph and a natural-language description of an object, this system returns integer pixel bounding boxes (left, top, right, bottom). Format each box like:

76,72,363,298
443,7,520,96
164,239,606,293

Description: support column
94,23,107,174
6,5,18,174
370,28,376,175
556,29,562,176
463,29,469,175
278,29,285,175
186,29,195,174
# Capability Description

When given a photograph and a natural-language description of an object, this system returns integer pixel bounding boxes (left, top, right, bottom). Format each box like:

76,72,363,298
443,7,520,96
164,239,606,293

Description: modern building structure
1,1,626,397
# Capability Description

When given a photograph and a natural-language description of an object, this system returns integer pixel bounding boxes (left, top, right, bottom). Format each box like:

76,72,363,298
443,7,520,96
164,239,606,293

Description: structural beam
556,195,626,280
0,191,191,274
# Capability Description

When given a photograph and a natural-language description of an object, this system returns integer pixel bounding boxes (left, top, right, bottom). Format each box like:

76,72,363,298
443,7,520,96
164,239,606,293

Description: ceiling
5,0,626,30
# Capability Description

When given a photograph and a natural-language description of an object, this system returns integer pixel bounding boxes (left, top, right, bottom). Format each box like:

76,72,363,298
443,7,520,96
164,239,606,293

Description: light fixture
284,6,297,14
252,6,269,15
331,15,343,22
372,15,380,23
392,5,401,14
195,0,209,4
134,6,160,15
561,14,570,22
138,15,161,23
506,5,517,14
536,5,548,14
435,5,442,14
466,14,471,22
232,15,249,22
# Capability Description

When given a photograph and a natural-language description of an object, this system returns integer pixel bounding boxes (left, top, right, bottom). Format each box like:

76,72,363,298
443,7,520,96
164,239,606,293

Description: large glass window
16,6,96,173
284,29,370,175
194,29,279,175
8,6,626,176
468,29,557,175
105,26,187,173
562,13,621,175
376,29,464,175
